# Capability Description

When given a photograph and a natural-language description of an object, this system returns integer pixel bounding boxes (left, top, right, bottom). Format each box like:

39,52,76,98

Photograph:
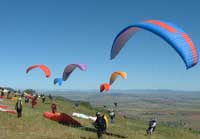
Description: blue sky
0,0,200,91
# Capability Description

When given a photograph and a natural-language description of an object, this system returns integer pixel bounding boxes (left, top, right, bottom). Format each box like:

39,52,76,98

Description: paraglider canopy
26,64,51,78
111,20,198,69
100,83,110,92
109,71,127,85
62,64,87,81
54,78,63,86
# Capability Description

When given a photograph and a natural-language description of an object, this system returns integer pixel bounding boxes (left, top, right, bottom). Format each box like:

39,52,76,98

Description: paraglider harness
94,113,107,139
146,120,157,135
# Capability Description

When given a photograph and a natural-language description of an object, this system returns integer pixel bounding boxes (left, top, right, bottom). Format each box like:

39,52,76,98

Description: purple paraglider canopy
62,64,87,81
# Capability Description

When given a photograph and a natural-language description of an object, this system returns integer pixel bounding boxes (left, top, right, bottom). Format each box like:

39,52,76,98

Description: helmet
96,112,101,116
18,97,22,101
151,118,157,122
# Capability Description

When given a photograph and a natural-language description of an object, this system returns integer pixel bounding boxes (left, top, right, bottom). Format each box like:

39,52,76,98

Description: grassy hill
0,96,200,139
55,91,200,130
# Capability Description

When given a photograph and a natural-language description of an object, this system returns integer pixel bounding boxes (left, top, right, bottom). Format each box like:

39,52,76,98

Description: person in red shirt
32,95,38,108
51,102,57,113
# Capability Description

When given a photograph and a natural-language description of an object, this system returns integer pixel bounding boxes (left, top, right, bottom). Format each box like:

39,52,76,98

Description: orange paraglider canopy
100,83,110,92
109,71,127,85
26,64,51,78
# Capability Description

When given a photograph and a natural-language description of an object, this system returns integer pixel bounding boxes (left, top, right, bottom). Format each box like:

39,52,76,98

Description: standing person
42,95,46,103
94,112,106,139
24,96,29,103
109,110,115,123
114,102,118,107
15,98,22,118
49,94,52,100
51,102,57,113
32,95,38,108
1,91,4,97
146,119,157,135
7,91,11,99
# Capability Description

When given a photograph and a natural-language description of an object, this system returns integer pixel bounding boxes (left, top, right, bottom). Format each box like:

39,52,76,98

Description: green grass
0,96,200,139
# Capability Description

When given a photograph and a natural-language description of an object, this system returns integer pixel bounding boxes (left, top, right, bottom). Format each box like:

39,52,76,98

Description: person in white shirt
109,110,115,123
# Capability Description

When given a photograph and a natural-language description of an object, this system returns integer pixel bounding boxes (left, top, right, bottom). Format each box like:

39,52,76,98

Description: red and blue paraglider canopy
111,20,198,69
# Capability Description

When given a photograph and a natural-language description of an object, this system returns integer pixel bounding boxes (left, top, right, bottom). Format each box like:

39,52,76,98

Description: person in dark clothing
1,92,4,97
15,98,22,118
114,102,118,107
49,94,52,100
75,103,79,107
21,93,24,98
42,95,46,103
24,96,29,103
146,119,157,135
94,112,106,139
